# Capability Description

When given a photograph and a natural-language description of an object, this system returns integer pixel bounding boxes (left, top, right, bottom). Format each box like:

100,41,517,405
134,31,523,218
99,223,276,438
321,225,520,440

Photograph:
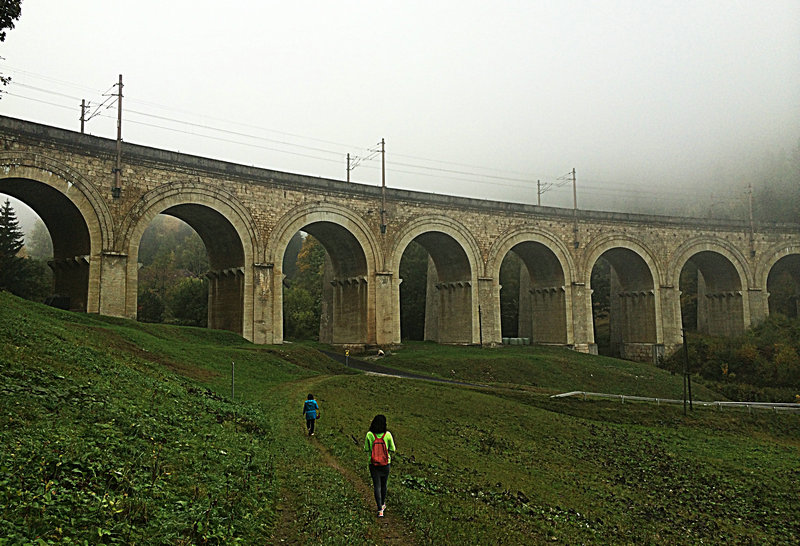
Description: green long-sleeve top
364,431,396,464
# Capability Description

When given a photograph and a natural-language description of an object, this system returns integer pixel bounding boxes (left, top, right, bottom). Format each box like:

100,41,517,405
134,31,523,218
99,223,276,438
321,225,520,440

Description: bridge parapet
1,115,799,359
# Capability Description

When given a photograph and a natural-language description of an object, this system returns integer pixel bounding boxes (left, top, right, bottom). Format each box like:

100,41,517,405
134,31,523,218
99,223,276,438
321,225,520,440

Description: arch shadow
121,182,259,339
0,154,114,312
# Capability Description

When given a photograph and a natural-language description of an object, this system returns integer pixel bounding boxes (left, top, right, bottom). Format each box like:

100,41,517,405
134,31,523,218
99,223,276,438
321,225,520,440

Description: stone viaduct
1,115,799,361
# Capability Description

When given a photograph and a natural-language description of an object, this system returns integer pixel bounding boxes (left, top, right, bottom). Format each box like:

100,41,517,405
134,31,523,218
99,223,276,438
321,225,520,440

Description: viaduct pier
1,115,798,361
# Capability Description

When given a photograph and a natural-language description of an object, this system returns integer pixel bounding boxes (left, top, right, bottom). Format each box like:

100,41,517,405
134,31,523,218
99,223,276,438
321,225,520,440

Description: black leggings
369,464,391,509
306,418,315,434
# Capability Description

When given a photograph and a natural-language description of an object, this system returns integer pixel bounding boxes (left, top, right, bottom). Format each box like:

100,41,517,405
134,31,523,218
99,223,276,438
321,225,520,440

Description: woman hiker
303,394,319,436
364,414,396,518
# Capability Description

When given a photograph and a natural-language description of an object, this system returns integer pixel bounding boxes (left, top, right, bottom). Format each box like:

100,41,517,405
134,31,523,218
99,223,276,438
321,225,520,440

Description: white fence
550,391,800,412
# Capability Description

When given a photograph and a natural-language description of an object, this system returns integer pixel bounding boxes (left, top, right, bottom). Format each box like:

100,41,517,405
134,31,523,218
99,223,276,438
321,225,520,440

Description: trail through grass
2,293,798,544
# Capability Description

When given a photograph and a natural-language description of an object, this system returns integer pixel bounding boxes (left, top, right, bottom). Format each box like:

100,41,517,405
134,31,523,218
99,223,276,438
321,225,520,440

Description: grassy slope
2,293,798,544
0,294,367,544
316,375,799,544
369,341,721,400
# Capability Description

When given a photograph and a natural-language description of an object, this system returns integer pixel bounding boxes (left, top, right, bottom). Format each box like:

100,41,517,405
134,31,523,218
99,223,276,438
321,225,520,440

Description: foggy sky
1,0,799,218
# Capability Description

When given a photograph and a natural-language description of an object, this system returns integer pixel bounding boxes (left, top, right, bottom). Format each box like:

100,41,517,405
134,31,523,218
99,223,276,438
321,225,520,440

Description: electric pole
346,153,350,182
572,168,579,248
80,99,88,133
747,184,755,257
380,138,386,234
537,179,541,206
112,74,123,199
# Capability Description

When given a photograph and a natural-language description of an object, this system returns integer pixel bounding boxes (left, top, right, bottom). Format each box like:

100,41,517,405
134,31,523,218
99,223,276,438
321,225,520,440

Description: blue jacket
303,399,318,419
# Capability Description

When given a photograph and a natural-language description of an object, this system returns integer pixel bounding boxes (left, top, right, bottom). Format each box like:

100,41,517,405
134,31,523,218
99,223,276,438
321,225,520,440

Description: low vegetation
1,292,798,544
661,314,800,403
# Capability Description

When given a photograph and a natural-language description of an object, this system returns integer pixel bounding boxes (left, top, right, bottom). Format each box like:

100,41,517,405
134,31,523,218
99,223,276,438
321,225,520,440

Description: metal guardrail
550,391,800,412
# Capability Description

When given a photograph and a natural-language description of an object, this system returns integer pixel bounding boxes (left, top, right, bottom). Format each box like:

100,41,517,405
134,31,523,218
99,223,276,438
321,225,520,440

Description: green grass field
1,292,798,544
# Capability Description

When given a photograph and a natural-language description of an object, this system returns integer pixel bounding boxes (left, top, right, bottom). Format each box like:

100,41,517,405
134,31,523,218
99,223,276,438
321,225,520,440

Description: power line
0,71,737,206
0,64,102,94
1,91,76,112
0,95,735,207
2,91,727,202
1,66,556,180
123,108,347,158
11,82,80,101
2,93,724,201
108,114,347,165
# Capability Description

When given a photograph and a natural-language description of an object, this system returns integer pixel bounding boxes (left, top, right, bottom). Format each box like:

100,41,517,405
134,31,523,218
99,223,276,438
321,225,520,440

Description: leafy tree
282,234,325,340
661,314,800,401
138,290,164,323
137,215,209,324
590,258,611,319
679,260,699,330
293,234,325,296
282,231,303,280
24,219,53,259
499,251,521,337
283,285,317,339
167,277,208,327
138,215,208,273
140,249,180,302
590,257,612,355
0,1,22,89
399,240,428,341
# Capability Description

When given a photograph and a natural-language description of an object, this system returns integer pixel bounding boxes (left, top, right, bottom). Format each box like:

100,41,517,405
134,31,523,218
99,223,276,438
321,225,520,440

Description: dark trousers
306,418,315,434
369,463,391,509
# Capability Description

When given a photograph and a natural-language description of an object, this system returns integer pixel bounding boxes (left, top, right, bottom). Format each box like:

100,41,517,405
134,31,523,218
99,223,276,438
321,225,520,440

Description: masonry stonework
2,116,799,361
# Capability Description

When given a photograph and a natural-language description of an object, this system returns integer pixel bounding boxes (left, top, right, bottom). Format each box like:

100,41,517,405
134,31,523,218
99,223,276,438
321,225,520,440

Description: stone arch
669,237,751,336
0,153,114,313
266,202,380,272
486,228,575,282
583,234,663,360
486,228,576,344
583,234,663,288
389,215,482,277
759,243,800,318
121,182,259,339
267,203,381,345
668,237,751,288
390,215,482,344
757,243,800,292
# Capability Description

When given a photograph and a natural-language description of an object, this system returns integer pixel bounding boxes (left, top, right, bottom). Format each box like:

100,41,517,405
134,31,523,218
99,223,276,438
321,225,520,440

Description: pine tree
0,199,27,292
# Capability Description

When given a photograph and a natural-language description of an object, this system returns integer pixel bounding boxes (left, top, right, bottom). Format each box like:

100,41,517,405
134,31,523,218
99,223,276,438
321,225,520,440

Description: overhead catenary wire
7,88,729,203
86,111,736,202
0,66,557,181
0,67,745,209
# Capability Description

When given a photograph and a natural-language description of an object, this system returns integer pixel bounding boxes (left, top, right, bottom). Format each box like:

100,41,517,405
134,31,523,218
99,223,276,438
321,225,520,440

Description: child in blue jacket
303,394,319,436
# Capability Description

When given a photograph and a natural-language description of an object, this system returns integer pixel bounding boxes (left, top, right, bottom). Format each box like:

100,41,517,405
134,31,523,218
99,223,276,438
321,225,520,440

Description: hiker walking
364,414,396,518
303,394,319,436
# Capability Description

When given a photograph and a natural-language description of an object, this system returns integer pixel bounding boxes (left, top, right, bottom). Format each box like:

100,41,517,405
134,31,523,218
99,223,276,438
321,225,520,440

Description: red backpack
370,433,389,466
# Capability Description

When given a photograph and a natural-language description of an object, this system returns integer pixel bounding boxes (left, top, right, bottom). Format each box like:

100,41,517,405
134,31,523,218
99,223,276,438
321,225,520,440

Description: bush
283,286,318,340
167,277,208,327
661,315,800,400
138,290,165,323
